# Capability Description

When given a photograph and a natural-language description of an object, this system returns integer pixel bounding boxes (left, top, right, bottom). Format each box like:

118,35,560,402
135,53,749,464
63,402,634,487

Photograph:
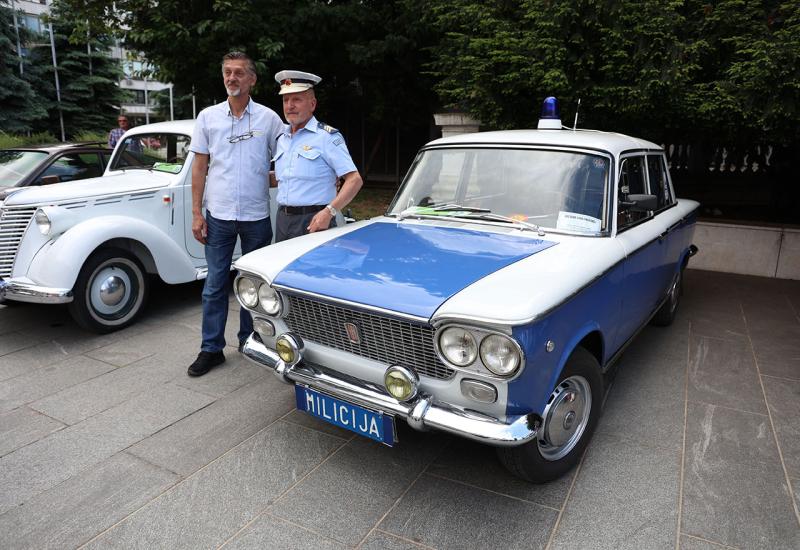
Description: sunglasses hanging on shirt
228,110,254,143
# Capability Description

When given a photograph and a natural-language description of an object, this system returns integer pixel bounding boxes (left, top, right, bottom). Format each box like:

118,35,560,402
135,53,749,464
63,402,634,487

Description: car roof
427,128,662,156
1,142,109,154
126,119,195,136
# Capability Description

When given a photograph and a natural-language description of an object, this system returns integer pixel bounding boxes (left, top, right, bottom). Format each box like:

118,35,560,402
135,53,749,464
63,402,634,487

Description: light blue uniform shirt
274,115,357,206
190,98,284,221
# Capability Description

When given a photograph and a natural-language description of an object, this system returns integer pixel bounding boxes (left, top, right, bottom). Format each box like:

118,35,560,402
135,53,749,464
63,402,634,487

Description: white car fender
27,215,198,289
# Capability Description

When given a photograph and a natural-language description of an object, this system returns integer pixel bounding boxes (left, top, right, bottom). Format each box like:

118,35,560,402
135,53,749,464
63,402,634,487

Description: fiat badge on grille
344,322,361,344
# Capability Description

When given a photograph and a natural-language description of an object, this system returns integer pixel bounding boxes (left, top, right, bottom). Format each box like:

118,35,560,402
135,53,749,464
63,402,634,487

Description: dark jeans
201,212,272,352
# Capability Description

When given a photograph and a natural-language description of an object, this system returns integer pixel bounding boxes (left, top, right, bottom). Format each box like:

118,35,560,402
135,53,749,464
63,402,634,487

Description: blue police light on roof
538,96,562,129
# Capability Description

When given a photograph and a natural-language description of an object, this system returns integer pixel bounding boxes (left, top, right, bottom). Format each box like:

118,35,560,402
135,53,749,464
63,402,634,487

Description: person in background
187,51,284,377
271,70,362,241
108,115,131,149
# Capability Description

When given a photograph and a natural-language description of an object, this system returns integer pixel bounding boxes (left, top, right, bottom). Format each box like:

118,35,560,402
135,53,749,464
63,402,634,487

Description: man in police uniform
272,70,362,241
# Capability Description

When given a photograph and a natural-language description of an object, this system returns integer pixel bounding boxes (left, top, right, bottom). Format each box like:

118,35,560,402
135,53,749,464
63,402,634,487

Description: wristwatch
325,204,338,217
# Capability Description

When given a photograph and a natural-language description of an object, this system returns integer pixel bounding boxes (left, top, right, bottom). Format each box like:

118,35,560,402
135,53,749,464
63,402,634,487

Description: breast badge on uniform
302,145,312,151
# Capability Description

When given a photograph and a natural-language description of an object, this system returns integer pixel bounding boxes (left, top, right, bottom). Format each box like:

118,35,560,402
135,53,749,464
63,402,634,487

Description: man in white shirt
188,51,284,376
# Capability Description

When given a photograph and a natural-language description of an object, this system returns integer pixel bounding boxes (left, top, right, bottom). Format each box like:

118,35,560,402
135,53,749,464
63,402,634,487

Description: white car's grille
0,206,36,278
283,293,455,380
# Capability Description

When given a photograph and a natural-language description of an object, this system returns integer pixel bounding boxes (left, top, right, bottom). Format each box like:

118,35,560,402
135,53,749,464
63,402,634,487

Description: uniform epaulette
318,122,339,134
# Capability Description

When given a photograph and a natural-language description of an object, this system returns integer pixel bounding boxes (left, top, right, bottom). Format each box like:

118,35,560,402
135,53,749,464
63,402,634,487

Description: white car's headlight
439,327,477,366
257,283,281,315
236,277,259,308
480,334,522,376
34,208,52,235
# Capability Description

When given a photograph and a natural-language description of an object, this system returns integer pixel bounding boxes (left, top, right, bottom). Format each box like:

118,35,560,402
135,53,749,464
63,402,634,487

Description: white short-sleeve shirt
190,98,285,221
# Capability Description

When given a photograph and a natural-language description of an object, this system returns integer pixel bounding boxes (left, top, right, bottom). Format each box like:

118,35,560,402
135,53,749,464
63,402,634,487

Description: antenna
573,98,581,130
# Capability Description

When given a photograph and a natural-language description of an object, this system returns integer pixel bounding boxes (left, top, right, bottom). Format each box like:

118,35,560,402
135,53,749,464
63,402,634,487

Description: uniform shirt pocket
295,148,328,179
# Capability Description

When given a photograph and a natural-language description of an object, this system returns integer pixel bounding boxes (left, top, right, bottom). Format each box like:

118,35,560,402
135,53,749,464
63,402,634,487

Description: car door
646,154,681,290
615,154,665,339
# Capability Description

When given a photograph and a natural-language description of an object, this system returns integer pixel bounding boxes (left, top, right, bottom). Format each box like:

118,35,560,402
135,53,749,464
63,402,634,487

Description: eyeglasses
229,131,255,144
228,109,253,144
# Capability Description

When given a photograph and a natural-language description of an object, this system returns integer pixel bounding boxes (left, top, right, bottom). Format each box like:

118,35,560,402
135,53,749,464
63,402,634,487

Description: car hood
237,218,626,323
2,169,176,206
268,221,556,318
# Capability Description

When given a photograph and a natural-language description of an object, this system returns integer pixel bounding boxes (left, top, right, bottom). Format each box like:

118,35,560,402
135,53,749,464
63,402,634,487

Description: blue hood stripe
274,222,556,319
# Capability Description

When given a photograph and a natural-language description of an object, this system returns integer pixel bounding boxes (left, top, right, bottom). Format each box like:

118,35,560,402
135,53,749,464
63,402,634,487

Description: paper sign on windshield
557,211,602,233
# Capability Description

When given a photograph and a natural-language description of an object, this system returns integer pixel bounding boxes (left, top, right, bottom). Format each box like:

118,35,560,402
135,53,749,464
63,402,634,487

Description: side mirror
40,175,61,185
621,193,657,212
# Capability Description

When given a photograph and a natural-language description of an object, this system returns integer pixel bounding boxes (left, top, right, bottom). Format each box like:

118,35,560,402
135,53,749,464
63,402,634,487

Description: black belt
279,204,326,215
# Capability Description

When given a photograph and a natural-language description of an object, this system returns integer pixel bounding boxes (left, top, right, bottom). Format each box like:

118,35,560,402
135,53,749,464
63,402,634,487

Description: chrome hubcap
99,275,126,306
539,375,592,461
89,266,132,316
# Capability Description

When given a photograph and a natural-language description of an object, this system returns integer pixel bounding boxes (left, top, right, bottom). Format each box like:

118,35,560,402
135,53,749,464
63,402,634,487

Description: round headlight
34,209,51,235
237,277,258,308
384,366,418,402
480,334,522,376
438,327,477,366
257,284,280,315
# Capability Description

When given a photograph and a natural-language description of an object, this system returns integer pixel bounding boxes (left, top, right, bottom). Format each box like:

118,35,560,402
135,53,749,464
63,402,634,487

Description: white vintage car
235,99,699,482
0,120,281,333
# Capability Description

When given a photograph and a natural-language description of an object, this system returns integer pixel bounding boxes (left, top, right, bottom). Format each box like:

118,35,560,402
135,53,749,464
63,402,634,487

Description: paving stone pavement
0,270,798,549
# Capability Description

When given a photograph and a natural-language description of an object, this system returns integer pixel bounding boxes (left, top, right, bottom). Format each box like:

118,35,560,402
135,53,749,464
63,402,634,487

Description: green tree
426,0,800,145
0,2,48,133
27,5,129,138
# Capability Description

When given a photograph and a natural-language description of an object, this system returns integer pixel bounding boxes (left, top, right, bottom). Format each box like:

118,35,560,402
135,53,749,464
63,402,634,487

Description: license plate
295,385,395,446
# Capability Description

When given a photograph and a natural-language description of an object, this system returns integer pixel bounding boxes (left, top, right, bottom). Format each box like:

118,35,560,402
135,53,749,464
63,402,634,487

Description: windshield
0,150,48,186
389,147,610,234
109,133,191,174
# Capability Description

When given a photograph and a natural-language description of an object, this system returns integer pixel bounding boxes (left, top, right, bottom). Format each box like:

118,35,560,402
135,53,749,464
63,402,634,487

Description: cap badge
282,78,292,86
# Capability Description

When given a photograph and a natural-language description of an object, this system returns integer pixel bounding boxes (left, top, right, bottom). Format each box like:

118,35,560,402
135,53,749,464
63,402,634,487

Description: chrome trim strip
0,279,73,304
241,334,538,446
272,285,430,324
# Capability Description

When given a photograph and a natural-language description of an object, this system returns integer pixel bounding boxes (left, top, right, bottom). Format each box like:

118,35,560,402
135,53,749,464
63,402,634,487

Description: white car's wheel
69,248,149,333
497,347,602,483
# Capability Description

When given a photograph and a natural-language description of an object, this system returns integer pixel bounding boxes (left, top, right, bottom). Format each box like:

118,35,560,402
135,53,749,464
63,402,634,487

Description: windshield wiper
395,203,490,221
117,165,154,171
429,203,491,213
451,212,545,235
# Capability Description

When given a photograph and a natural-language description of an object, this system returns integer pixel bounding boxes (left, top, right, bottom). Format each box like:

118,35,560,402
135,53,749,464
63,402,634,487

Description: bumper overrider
241,333,540,447
0,279,73,304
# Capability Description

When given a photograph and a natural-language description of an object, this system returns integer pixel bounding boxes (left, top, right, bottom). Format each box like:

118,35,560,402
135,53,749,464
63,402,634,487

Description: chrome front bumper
241,334,539,447
0,279,73,304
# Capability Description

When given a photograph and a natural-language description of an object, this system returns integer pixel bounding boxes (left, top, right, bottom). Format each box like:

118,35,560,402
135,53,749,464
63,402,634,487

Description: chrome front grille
283,293,455,380
0,206,36,278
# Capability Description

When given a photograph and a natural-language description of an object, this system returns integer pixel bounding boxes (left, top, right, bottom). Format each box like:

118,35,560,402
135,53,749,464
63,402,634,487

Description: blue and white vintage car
235,100,699,482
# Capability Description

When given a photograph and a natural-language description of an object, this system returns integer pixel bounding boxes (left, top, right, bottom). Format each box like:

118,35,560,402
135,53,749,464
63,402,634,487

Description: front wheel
497,347,602,483
68,248,149,333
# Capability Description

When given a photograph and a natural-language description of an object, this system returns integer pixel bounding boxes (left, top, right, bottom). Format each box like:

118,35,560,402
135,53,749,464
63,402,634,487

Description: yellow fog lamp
275,333,303,365
384,365,419,402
